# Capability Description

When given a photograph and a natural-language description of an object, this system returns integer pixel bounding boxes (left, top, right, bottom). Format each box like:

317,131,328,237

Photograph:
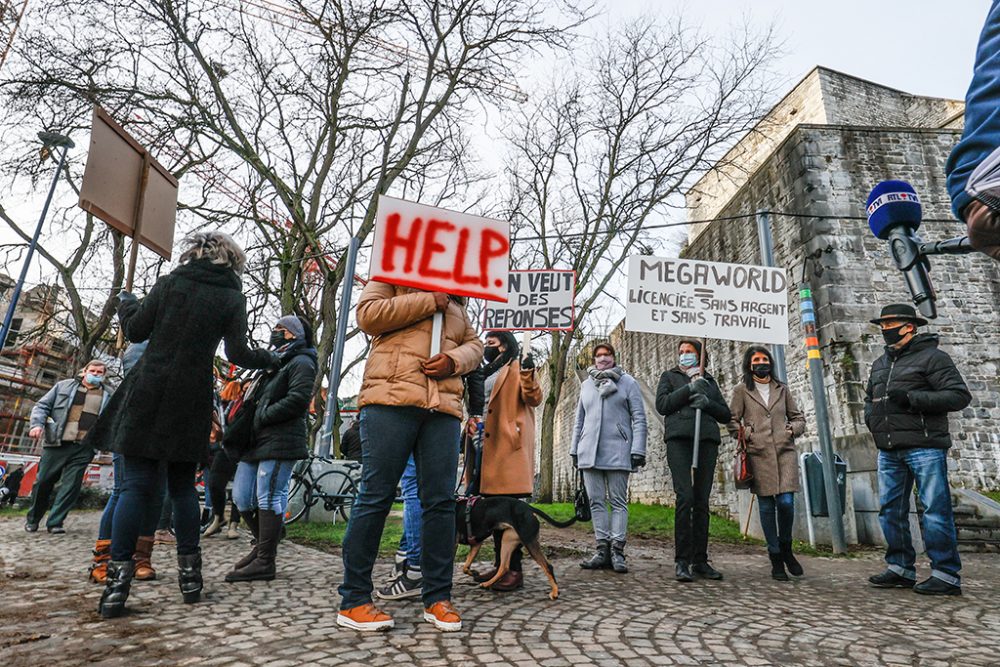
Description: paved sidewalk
1,513,998,667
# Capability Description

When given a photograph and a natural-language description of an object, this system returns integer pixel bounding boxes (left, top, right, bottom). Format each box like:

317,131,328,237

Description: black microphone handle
887,227,937,319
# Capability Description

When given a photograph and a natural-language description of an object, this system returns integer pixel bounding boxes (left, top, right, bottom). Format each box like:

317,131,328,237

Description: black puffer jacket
864,333,971,451
243,342,318,462
655,369,731,445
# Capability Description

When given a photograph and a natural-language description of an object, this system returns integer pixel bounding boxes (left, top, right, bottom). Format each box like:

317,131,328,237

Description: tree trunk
537,332,571,503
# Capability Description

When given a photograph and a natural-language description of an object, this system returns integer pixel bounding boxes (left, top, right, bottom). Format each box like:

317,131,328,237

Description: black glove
631,454,646,470
571,454,578,468
690,377,710,395
887,389,911,409
521,354,535,370
689,393,710,410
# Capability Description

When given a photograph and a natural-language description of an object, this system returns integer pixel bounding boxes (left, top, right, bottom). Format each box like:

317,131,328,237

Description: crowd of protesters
8,229,974,631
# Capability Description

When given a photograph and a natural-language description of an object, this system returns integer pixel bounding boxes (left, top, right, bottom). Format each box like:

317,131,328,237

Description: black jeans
112,456,199,560
666,439,719,564
339,405,460,609
208,449,240,519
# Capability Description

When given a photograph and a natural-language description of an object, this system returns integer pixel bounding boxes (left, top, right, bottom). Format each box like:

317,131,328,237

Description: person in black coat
341,419,363,462
225,314,317,583
90,232,275,619
864,304,972,596
655,339,731,583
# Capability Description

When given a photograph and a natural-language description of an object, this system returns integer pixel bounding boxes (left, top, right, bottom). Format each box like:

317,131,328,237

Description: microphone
866,180,937,319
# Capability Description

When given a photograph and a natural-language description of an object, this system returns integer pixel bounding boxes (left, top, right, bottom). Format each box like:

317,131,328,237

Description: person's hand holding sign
431,292,449,313
422,353,456,379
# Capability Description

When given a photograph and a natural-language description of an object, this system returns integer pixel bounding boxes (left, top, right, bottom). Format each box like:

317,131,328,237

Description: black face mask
483,346,501,363
751,363,771,379
270,330,288,348
881,325,910,346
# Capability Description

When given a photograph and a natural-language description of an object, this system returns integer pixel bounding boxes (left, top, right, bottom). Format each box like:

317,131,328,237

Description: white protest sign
369,195,510,302
482,269,576,331
625,255,789,345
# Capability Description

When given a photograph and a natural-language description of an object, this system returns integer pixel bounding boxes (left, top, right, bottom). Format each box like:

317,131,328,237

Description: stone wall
544,123,1000,545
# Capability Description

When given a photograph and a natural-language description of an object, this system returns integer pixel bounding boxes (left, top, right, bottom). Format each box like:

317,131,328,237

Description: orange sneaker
423,600,462,632
337,603,395,632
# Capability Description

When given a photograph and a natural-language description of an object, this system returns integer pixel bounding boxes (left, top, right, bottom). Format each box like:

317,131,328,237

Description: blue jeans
232,460,296,515
878,448,961,585
339,405,460,609
397,455,422,568
112,456,199,560
98,453,163,540
757,492,795,554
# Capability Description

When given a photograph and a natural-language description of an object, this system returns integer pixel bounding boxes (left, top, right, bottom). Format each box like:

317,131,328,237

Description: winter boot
610,540,628,573
232,510,259,571
225,510,280,582
780,540,804,577
133,536,157,581
769,552,789,581
580,540,611,569
98,560,135,618
88,539,112,584
177,550,204,604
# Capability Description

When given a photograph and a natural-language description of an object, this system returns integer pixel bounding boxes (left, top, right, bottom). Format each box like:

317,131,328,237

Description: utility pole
318,237,360,457
0,132,74,349
756,210,788,382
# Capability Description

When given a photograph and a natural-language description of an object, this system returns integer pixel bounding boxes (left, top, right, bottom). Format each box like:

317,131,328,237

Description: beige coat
356,281,483,420
727,382,806,497
479,360,543,496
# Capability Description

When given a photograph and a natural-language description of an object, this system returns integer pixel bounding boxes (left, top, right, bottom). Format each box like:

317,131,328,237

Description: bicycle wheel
313,469,359,523
284,471,317,525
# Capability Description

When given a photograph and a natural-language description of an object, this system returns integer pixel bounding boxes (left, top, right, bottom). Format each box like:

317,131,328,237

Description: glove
422,353,456,379
690,377,710,395
117,290,137,304
571,454,578,468
887,389,911,409
521,354,535,370
689,393,710,410
631,454,646,470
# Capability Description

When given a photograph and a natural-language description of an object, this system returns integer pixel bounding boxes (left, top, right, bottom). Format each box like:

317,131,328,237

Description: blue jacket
571,371,647,471
946,0,1000,219
30,379,112,447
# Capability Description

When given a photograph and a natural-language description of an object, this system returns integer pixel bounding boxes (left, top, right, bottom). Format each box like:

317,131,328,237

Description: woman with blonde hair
87,232,275,618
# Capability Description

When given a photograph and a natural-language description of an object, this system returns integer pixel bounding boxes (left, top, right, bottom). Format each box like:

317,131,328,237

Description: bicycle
284,456,361,525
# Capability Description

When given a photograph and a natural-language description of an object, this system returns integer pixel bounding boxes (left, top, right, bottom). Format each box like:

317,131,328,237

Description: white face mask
594,355,614,370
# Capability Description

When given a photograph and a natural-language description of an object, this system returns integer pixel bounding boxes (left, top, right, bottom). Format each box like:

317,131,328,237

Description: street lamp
0,131,75,350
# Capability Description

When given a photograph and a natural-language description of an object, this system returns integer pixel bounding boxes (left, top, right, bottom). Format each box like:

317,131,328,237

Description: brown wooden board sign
79,106,178,260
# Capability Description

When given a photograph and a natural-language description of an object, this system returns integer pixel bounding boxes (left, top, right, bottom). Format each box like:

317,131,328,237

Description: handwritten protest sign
625,256,789,345
370,195,510,302
482,269,576,331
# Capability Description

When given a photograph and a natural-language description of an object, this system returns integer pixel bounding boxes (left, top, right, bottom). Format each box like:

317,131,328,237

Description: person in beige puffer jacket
338,280,483,634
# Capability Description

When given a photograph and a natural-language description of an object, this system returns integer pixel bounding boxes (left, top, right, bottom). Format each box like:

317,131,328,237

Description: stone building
546,67,1000,546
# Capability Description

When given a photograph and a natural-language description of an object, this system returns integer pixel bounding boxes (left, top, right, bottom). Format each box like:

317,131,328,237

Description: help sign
370,195,511,302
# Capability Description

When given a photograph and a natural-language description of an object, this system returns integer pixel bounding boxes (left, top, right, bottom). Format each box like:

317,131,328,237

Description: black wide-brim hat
869,303,928,326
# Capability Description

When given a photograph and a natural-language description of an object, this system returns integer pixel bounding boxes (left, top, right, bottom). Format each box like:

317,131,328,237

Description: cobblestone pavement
2,513,999,667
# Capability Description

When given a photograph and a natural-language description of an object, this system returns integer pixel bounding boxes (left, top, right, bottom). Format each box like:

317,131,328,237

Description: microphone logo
866,191,921,217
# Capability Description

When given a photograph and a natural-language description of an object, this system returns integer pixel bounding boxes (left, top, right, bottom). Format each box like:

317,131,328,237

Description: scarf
587,365,624,398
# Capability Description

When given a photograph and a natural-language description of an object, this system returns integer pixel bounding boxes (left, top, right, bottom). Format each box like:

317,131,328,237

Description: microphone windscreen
867,180,922,239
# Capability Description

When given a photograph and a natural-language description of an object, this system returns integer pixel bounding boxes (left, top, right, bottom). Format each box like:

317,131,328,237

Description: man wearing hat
864,304,972,596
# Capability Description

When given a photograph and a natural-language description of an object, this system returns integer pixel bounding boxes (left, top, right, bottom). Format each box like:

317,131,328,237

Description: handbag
574,470,591,522
733,424,754,490
222,375,264,458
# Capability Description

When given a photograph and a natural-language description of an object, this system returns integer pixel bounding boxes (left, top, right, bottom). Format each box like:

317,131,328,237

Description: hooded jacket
864,333,972,450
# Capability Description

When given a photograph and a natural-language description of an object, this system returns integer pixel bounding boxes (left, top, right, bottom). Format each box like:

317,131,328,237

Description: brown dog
455,496,575,600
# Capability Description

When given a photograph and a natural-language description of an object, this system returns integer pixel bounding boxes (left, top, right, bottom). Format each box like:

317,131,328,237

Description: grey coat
30,378,112,447
571,371,648,471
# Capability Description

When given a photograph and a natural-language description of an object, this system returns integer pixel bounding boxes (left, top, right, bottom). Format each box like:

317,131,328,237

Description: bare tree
1,0,588,442
505,17,776,501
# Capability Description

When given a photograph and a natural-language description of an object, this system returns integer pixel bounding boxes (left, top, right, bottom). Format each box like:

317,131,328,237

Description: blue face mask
678,352,699,368
84,373,103,386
